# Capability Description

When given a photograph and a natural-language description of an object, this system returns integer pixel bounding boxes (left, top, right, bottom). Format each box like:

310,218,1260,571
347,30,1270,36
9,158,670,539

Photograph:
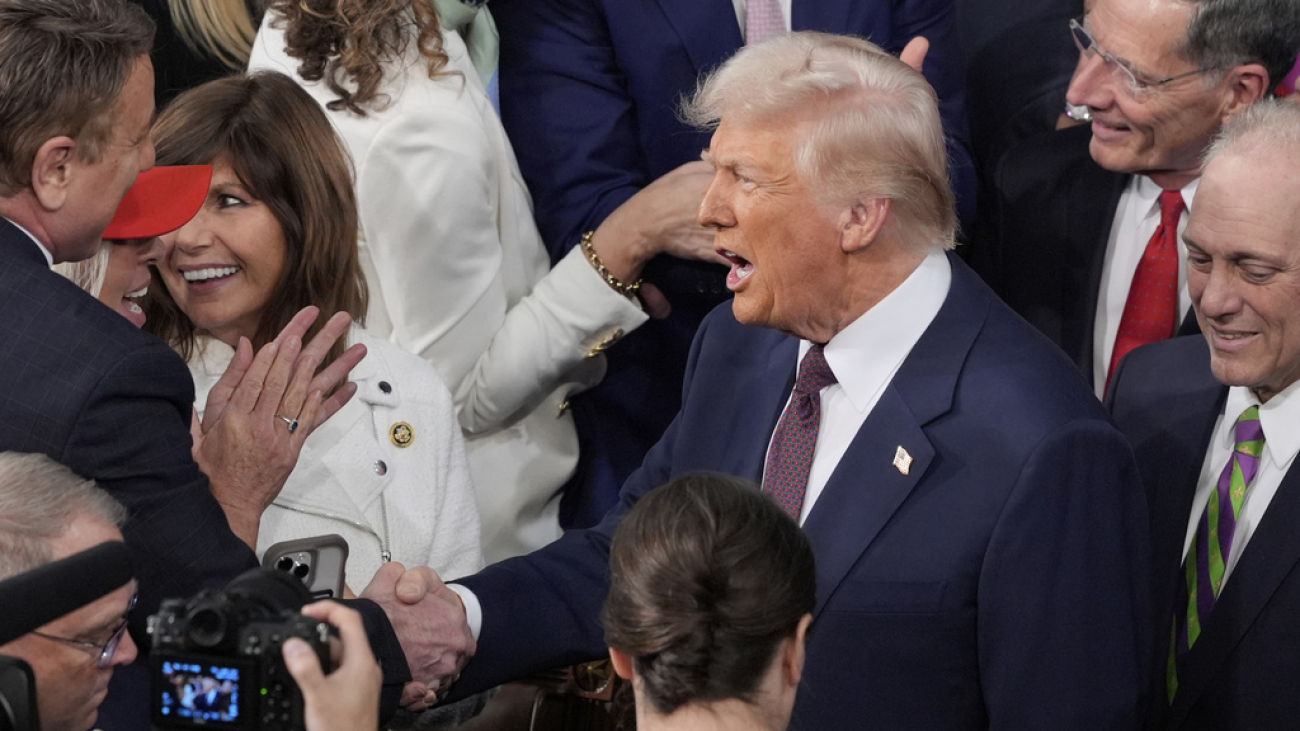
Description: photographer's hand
282,601,381,731
360,563,474,701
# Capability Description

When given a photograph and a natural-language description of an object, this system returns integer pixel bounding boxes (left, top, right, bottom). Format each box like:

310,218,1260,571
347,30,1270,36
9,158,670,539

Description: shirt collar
801,250,952,412
1222,381,1300,472
1134,174,1199,218
2,216,53,265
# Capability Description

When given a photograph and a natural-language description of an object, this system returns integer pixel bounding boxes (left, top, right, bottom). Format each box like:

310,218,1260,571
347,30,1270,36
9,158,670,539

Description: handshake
359,564,477,711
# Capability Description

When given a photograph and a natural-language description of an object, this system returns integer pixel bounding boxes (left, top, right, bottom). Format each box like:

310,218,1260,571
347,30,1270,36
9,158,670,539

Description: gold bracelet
580,230,642,297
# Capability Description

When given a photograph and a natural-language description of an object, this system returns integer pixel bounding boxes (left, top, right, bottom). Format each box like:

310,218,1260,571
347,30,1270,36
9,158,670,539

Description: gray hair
1179,0,1300,90
1204,98,1300,168
0,0,154,196
51,241,112,298
0,453,126,581
682,31,956,253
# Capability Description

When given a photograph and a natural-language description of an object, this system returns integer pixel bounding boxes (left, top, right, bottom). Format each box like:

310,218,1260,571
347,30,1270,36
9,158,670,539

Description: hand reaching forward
282,601,382,731
360,563,475,708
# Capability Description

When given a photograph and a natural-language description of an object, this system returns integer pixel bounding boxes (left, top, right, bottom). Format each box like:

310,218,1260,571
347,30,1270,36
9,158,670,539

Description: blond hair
166,0,257,70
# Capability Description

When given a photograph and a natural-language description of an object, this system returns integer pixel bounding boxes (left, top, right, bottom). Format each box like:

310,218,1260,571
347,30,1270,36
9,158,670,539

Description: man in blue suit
492,0,976,527
378,33,1148,728
1108,100,1300,730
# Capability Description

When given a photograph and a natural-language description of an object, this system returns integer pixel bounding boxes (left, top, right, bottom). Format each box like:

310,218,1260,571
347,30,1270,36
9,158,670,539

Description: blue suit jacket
456,255,1149,729
493,0,976,528
1109,336,1300,730
0,219,406,728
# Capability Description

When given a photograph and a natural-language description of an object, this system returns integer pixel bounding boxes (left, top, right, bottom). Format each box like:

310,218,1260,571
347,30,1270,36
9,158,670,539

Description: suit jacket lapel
654,0,742,76
1059,138,1127,384
803,254,983,617
1169,452,1300,727
729,334,799,484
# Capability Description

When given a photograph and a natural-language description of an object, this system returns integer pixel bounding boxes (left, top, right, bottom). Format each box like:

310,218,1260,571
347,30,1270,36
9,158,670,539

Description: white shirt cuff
447,583,483,641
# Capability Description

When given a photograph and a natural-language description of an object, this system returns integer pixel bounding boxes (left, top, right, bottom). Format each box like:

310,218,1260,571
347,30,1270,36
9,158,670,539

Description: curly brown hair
266,0,447,115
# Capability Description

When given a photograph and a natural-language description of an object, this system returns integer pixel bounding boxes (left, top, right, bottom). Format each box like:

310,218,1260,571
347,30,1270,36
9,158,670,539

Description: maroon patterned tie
763,344,837,519
1107,189,1186,390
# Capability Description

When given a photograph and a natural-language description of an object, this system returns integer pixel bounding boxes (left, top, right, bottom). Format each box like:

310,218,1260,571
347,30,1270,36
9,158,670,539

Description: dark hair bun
603,472,815,715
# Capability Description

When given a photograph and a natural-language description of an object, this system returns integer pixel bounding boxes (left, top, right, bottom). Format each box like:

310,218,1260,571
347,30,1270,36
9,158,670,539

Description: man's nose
1065,53,1113,112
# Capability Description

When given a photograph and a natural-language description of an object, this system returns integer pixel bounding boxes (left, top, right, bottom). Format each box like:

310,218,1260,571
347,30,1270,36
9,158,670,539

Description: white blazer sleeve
356,98,647,434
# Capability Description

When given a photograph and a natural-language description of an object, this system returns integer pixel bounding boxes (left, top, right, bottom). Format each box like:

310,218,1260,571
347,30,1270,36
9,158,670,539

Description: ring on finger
275,413,300,433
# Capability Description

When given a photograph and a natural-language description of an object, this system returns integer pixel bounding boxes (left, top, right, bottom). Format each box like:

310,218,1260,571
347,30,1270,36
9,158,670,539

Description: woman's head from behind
603,473,815,730
146,71,365,358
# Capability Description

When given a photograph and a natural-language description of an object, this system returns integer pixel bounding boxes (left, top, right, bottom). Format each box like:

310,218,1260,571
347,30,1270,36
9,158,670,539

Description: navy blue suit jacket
0,219,406,728
492,0,977,527
1109,336,1300,730
456,255,1150,729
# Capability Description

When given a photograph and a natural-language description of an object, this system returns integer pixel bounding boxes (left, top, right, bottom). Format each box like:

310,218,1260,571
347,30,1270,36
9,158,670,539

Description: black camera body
148,569,332,731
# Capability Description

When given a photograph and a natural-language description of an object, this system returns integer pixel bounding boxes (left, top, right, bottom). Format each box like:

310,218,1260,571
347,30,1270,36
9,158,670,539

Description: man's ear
1221,63,1270,123
840,198,890,254
609,647,635,680
30,136,77,212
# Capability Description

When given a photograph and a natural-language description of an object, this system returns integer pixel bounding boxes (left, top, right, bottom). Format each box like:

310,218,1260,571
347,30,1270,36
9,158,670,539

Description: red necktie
1108,189,1186,387
763,344,837,520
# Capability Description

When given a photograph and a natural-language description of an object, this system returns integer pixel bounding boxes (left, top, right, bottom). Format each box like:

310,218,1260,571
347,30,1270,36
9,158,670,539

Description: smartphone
260,535,349,600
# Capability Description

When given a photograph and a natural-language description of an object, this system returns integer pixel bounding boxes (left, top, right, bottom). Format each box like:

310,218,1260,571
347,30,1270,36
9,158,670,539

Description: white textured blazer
190,328,484,587
250,18,647,562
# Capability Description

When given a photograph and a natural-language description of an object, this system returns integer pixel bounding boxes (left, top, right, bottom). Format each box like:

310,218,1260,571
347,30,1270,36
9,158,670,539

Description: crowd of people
0,0,1299,730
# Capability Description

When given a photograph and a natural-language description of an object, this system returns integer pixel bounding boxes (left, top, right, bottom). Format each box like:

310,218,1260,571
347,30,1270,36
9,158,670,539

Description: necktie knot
1159,189,1186,229
794,344,837,397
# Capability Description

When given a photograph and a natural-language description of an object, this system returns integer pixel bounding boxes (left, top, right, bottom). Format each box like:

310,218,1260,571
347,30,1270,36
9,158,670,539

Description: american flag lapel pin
892,446,913,476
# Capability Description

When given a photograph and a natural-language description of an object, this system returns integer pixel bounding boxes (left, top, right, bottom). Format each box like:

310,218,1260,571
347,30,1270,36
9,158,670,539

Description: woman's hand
586,161,728,283
192,307,367,547
282,601,382,731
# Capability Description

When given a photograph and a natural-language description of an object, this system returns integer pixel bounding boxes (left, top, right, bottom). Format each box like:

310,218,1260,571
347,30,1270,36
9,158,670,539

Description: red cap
102,165,213,240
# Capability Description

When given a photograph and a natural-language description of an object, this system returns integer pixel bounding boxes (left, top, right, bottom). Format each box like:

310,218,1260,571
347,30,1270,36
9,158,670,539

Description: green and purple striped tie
1168,405,1264,701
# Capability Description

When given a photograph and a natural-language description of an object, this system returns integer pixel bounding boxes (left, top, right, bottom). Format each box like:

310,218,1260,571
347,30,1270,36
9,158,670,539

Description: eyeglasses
31,593,137,668
1070,19,1216,97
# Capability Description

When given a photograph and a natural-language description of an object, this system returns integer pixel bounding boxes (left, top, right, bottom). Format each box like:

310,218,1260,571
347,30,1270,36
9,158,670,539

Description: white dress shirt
771,250,952,524
1092,175,1198,396
730,0,794,38
1181,380,1300,586
453,251,952,635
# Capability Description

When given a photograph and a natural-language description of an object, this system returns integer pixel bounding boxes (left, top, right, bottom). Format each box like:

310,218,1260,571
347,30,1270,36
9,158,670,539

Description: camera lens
293,563,310,579
186,606,228,648
276,556,295,572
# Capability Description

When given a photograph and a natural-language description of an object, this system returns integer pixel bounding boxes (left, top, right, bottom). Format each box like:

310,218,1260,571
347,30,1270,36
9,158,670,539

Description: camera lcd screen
153,656,252,728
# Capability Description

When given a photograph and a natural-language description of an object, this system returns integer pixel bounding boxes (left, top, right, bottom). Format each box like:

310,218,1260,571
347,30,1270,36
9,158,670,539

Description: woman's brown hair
602,472,816,716
144,71,367,364
266,0,447,115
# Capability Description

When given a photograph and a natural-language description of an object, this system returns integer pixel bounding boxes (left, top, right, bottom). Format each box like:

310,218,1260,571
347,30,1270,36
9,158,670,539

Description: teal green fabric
432,0,498,84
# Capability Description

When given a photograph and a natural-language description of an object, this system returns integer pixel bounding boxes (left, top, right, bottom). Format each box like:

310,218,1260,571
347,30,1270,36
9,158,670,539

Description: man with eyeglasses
0,454,138,731
971,0,1300,398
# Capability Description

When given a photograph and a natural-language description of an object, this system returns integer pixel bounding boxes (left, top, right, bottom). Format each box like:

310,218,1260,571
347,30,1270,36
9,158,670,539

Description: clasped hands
359,562,475,712
192,306,367,547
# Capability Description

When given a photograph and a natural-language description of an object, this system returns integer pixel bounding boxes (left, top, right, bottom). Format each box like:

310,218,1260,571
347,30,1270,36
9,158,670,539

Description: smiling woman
142,71,484,588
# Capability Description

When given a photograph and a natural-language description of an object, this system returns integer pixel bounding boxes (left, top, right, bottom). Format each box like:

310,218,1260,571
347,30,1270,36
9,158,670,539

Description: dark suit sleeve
449,309,721,694
60,339,257,623
978,418,1150,729
494,0,646,261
